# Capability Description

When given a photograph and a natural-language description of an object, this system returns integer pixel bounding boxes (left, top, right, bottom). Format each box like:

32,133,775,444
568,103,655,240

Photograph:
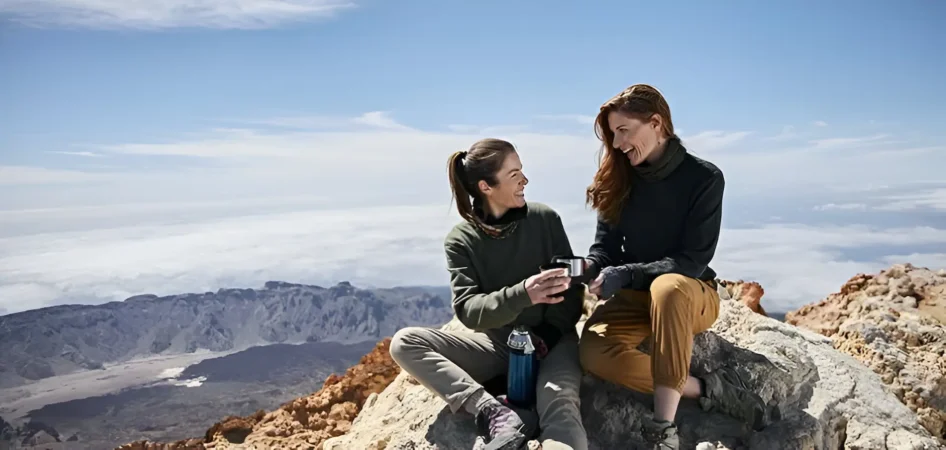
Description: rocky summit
110,266,945,450
0,281,452,388
324,278,941,450
786,263,946,442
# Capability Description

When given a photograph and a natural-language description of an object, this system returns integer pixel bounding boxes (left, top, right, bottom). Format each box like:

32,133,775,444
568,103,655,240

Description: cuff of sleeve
583,258,601,283
507,279,534,312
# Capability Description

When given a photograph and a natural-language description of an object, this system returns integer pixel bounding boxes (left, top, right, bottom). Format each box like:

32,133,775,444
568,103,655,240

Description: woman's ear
650,113,663,132
477,179,491,196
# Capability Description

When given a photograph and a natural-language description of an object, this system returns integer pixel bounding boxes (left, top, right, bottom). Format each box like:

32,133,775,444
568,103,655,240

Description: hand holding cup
526,265,571,305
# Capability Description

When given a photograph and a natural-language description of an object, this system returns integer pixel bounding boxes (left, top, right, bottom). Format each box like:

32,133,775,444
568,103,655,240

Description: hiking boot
474,401,536,450
699,367,773,430
640,418,679,450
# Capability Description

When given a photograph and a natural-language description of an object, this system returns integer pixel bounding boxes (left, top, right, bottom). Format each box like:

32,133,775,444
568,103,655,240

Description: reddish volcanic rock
718,280,767,316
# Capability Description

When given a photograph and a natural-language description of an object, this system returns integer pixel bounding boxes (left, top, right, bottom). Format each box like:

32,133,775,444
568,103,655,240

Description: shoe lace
641,421,676,447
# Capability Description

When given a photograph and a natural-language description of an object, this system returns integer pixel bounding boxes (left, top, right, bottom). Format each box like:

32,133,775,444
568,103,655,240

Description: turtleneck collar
633,135,686,182
471,202,528,239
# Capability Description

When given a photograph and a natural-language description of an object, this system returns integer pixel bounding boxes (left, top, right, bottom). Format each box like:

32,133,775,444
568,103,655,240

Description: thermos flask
506,325,538,408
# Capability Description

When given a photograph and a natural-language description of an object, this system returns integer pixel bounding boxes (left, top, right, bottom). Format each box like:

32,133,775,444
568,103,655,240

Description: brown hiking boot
699,367,776,430
640,418,679,450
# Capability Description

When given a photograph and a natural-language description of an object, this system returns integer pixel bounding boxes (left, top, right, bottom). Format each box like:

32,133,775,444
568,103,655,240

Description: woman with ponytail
390,138,588,450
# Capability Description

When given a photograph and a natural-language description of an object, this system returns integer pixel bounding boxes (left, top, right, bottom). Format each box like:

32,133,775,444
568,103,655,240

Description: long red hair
586,84,675,224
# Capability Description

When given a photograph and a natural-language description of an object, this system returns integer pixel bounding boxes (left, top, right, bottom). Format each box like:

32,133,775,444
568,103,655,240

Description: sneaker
640,418,679,450
474,401,536,450
699,367,774,430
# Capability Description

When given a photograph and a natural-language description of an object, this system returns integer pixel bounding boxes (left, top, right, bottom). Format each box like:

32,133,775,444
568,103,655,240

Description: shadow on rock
424,407,481,450
584,330,820,450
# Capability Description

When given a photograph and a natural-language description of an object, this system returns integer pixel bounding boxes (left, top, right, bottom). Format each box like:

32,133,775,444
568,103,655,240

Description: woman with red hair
579,84,776,449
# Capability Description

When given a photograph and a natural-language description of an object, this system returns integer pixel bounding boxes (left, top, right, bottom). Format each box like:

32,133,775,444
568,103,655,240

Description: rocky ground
786,263,946,442
109,267,946,450
324,279,940,450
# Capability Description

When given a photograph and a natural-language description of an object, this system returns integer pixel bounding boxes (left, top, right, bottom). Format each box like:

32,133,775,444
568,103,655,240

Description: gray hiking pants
390,326,588,450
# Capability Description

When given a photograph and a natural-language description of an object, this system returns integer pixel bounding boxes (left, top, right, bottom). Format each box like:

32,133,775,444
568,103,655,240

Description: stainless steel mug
552,256,585,277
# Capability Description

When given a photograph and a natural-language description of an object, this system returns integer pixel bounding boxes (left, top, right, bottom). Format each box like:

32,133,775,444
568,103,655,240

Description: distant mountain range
0,281,454,389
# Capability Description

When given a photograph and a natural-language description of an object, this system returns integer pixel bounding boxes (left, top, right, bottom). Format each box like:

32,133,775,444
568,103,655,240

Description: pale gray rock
324,296,940,450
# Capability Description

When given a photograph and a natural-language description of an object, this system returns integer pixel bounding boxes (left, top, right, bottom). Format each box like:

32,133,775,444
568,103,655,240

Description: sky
1,1,945,316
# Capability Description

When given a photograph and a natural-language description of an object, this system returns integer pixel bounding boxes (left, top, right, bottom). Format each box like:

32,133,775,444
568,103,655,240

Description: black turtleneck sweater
586,137,725,290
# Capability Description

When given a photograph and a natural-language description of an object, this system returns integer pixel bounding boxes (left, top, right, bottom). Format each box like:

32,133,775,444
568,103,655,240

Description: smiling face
478,151,528,217
608,110,667,166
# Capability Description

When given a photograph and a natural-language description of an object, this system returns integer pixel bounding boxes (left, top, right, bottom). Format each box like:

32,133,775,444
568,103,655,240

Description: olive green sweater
443,202,583,349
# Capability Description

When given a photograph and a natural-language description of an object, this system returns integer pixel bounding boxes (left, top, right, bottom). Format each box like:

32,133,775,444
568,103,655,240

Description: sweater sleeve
532,211,584,349
586,212,623,275
624,170,725,290
444,236,534,330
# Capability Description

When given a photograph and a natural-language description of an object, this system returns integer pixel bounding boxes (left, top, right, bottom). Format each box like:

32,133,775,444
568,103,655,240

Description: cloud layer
3,111,945,316
2,201,945,316
0,0,355,29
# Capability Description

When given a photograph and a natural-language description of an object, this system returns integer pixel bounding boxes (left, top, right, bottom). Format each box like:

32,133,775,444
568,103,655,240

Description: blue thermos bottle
506,325,539,408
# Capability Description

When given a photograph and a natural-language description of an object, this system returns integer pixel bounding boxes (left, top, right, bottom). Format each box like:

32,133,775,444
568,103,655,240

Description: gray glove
598,265,633,299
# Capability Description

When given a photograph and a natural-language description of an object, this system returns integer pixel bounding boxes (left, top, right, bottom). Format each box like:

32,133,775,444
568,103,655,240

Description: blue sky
1,1,945,315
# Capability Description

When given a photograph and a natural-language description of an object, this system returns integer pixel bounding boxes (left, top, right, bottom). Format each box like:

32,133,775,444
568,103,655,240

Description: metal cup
552,256,585,277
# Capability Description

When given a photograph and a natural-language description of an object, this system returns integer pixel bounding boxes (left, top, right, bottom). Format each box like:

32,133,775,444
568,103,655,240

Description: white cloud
812,121,828,127
680,130,753,152
3,112,943,316
2,201,945,315
713,224,946,311
882,253,946,271
45,151,104,158
809,133,891,149
5,112,944,210
874,188,946,212
535,114,596,126
813,203,868,211
0,0,355,30
0,165,112,185
766,125,797,141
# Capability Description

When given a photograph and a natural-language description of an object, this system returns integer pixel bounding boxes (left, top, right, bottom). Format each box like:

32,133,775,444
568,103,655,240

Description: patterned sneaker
640,418,679,450
474,401,536,450
699,367,774,430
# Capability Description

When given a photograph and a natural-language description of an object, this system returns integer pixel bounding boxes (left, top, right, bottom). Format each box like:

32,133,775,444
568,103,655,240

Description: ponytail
448,150,476,224
446,138,518,231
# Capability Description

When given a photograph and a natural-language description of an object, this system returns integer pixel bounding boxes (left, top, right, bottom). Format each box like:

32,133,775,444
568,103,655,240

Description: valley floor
0,351,229,424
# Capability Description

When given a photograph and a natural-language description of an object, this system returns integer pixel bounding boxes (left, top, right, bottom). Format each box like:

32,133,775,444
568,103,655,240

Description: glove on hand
597,265,633,299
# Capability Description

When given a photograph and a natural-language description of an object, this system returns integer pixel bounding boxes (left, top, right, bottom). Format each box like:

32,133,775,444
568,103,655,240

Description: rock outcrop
786,263,946,442
718,280,767,316
115,339,401,450
0,282,451,389
323,283,940,450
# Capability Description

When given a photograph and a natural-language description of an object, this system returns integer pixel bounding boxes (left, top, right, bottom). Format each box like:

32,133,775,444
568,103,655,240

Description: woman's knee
389,326,429,365
649,273,691,311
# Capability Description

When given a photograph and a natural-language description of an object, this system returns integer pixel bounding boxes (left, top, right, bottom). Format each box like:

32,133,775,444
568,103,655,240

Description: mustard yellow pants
579,273,720,394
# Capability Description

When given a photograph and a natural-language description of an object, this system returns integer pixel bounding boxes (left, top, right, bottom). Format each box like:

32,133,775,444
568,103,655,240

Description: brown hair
585,84,675,224
447,138,518,229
